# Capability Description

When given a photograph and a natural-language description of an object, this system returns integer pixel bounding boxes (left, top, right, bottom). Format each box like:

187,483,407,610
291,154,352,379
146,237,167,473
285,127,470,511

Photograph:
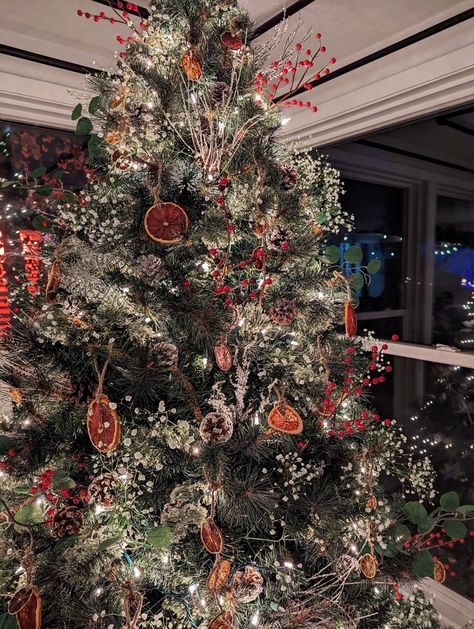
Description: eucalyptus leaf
392,524,411,544
35,184,53,197
403,501,428,525
444,519,467,539
147,525,172,548
71,103,83,120
440,491,460,511
88,134,102,158
0,613,18,629
324,245,340,264
31,166,47,178
76,117,93,136
13,485,31,495
99,535,123,551
456,505,474,516
417,517,434,533
351,272,364,291
344,246,363,264
367,259,381,275
315,212,328,225
63,191,77,204
14,501,43,532
412,550,434,578
89,96,102,114
53,471,76,490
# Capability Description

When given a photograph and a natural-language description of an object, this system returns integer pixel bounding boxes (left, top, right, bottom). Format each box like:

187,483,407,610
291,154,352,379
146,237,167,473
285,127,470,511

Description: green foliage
35,184,53,197
31,165,47,178
367,259,381,274
443,519,467,539
344,246,363,264
14,501,43,532
0,614,17,629
147,525,173,548
350,272,364,291
324,245,340,263
75,117,93,135
440,490,460,511
412,550,434,578
0,435,15,455
403,501,428,525
88,96,102,114
71,103,82,120
87,134,102,158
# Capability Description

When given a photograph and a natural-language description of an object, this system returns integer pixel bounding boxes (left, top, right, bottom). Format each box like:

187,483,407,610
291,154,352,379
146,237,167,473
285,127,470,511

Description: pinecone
269,226,292,254
52,505,83,538
268,298,298,325
280,165,299,190
137,255,166,282
199,411,233,444
342,604,360,628
87,473,116,507
70,376,96,405
336,553,360,576
211,82,231,108
151,342,178,367
231,566,264,603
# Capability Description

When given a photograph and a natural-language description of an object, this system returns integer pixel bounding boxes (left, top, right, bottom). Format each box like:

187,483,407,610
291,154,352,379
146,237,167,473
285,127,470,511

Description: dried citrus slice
182,50,202,81
87,394,121,453
268,402,303,434
220,31,243,50
144,202,189,245
344,301,358,338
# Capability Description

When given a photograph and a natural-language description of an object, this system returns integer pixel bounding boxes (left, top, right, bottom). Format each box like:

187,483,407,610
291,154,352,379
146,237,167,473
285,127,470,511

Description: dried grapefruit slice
144,202,189,245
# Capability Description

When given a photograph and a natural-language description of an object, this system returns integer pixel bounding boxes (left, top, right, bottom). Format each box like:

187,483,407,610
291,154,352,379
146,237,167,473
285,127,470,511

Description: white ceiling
1,0,472,72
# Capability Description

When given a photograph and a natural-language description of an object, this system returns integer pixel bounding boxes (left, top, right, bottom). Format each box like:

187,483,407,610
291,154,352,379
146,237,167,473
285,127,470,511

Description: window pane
340,179,405,312
433,195,474,351
359,316,403,340
372,356,474,601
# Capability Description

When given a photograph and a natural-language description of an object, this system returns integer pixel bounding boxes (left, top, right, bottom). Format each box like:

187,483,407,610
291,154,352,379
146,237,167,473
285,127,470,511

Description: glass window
0,121,87,323
433,195,474,351
339,179,406,313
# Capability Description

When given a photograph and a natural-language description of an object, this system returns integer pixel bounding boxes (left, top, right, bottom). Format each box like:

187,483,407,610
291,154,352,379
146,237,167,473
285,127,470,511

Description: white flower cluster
275,451,325,501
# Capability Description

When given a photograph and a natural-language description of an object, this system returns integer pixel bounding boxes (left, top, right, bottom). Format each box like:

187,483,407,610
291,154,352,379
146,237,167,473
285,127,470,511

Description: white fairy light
95,587,103,596
238,318,245,327
133,566,143,578
283,561,293,569
281,117,290,126
188,582,199,594
15,565,24,575
95,504,105,515
250,610,260,626
203,357,208,368
254,413,260,426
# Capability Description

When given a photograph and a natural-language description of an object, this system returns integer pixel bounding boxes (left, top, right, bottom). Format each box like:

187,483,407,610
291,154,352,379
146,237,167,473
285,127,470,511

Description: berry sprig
255,33,337,113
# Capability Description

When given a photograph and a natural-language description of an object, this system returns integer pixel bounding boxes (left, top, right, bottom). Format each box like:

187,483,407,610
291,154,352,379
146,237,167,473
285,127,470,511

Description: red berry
249,291,258,300
209,248,218,256
330,57,336,64
450,571,455,577
0,461,6,470
295,43,302,51
77,9,83,16
212,271,220,278
321,46,326,53
225,298,233,306
264,278,273,285
312,106,318,112
219,177,230,187
386,365,393,373
8,449,16,458
60,488,70,499
94,15,100,22
391,334,399,341
369,363,376,370
315,32,321,39
85,12,91,19
227,224,235,232
281,241,289,250
182,280,191,288
30,487,38,495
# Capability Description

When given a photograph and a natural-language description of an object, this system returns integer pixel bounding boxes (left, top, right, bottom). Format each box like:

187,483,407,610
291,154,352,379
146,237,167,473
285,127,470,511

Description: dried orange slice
214,342,233,372
201,517,224,554
220,31,242,50
359,553,377,579
182,50,202,81
9,585,42,629
268,402,303,434
87,394,121,453
144,202,189,245
207,559,231,591
46,259,62,303
344,301,357,338
433,558,446,583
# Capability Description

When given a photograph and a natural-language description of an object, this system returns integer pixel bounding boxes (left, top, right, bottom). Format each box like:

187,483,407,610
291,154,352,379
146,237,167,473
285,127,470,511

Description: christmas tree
0,1,472,627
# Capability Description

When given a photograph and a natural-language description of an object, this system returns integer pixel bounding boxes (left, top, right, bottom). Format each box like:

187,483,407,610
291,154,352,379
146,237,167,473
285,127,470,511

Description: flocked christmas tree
0,1,473,628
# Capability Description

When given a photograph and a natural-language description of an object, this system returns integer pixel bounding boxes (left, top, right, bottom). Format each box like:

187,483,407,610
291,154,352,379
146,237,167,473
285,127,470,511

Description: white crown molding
278,21,474,149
